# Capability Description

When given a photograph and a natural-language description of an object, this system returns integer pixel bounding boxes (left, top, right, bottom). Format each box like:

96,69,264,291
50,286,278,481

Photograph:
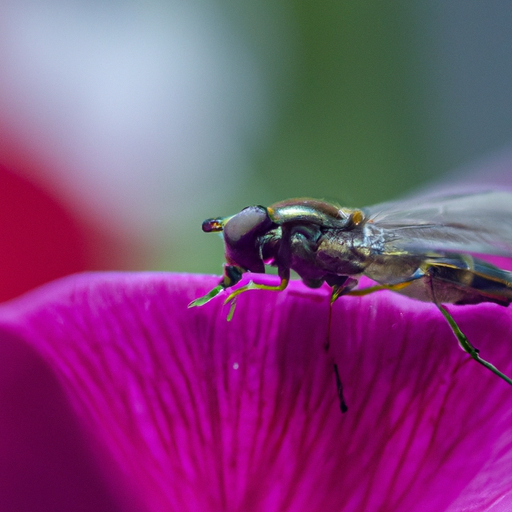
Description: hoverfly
189,191,512,389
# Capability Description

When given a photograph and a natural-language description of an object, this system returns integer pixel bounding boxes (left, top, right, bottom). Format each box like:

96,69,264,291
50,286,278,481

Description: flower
0,272,511,511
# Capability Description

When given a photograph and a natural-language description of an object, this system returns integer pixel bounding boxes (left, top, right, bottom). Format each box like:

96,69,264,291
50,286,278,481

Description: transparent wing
363,190,512,256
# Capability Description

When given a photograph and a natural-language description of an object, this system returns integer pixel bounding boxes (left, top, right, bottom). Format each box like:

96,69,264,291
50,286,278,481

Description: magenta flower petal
0,273,511,511
0,329,140,511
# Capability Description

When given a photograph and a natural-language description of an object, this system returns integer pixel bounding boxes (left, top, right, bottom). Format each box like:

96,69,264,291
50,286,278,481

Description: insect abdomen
426,257,512,306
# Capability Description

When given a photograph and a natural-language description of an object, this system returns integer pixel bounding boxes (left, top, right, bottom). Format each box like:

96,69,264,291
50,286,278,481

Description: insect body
189,191,512,386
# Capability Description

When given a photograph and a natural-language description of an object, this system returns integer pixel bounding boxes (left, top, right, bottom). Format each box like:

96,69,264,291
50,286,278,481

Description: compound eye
224,206,270,243
223,206,273,273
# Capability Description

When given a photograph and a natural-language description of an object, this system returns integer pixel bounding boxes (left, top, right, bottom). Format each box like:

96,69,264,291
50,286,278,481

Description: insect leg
224,277,289,319
330,277,359,304
223,267,290,321
333,364,348,413
188,265,244,308
327,299,349,413
329,274,422,411
346,281,414,297
435,303,512,386
339,267,427,300
324,276,359,351
422,265,512,386
224,276,289,302
326,277,359,412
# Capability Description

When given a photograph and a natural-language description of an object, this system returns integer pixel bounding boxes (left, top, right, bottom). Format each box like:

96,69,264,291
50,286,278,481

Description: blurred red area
0,145,142,302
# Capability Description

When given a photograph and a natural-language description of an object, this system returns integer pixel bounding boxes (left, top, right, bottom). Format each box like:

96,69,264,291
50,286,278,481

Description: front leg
224,269,290,321
188,265,244,308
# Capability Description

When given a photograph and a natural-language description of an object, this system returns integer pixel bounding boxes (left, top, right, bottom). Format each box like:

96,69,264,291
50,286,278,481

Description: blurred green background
169,1,512,275
2,1,512,284
169,1,428,275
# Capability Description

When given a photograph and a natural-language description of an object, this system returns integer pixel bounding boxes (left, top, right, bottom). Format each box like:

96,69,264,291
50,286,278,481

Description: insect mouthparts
202,218,225,233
